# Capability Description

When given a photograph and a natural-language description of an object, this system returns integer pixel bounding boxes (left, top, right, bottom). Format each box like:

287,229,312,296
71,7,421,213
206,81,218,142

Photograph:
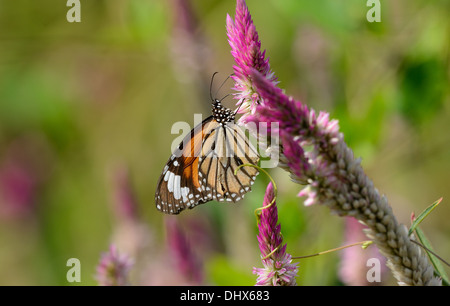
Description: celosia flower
166,218,202,284
227,0,440,286
245,68,440,286
253,182,298,286
0,161,36,218
111,165,152,262
245,68,341,203
96,244,133,286
226,0,278,122
114,166,139,222
0,137,48,220
170,0,210,82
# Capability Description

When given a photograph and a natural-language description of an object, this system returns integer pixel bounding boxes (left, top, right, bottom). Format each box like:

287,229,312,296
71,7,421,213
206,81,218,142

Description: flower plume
226,0,277,122
166,217,203,284
96,244,133,286
253,182,298,286
227,0,440,286
247,69,440,285
246,67,440,286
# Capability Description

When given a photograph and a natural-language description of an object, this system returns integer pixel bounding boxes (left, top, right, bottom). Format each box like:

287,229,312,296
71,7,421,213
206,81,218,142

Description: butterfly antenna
219,93,232,103
210,72,219,101
233,98,244,115
212,73,234,100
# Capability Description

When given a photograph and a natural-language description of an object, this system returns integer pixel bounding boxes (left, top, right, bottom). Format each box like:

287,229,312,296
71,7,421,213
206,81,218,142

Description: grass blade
414,226,449,286
408,197,442,236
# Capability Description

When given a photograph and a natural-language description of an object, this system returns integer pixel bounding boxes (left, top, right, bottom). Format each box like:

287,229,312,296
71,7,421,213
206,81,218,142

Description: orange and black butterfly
155,74,260,214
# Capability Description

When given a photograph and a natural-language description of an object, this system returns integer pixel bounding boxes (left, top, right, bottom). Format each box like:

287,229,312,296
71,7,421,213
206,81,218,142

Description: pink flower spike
96,244,134,286
253,182,298,286
245,66,440,285
166,217,203,284
113,166,139,222
227,0,439,286
226,0,278,122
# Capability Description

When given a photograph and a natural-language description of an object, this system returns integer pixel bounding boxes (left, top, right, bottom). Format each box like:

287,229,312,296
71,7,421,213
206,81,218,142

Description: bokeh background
0,0,449,285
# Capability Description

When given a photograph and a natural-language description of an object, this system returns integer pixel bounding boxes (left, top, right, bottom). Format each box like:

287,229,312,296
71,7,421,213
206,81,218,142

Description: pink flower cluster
253,183,298,286
226,0,278,123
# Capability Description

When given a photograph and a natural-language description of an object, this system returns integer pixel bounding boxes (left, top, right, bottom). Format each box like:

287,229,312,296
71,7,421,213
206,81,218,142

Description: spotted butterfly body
155,99,260,214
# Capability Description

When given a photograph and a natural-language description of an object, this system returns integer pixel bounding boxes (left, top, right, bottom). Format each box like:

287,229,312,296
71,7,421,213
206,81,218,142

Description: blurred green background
0,0,449,285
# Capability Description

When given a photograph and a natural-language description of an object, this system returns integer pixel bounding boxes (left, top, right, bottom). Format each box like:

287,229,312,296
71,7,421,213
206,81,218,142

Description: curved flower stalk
227,0,440,286
253,182,298,286
246,69,441,286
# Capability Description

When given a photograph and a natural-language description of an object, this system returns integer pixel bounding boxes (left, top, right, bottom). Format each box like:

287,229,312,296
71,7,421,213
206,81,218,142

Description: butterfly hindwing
198,122,259,203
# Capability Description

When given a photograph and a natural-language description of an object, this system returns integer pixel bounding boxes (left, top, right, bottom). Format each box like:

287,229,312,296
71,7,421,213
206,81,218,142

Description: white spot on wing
173,175,181,200
181,187,189,203
167,172,175,192
164,170,171,182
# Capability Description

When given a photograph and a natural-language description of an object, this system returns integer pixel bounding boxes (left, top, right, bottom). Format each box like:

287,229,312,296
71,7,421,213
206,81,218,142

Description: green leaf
408,197,442,236
415,227,450,286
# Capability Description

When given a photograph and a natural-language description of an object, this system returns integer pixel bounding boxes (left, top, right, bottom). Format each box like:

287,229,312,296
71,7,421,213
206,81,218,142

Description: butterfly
154,74,260,215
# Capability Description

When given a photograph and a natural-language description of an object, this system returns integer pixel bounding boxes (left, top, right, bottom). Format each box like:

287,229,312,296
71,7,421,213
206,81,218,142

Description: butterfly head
212,99,235,125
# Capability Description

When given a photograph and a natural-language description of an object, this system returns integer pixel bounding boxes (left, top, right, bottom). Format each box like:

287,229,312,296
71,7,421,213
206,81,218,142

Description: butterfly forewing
155,117,212,214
